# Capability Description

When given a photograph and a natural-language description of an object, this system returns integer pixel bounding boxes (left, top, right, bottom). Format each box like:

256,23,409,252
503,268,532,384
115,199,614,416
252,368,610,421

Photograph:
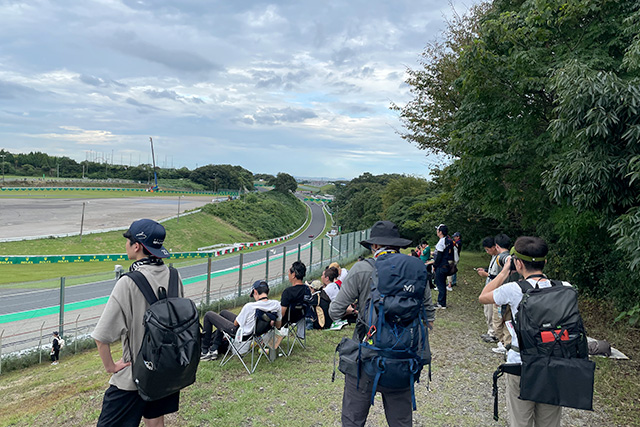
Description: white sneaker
200,350,218,361
492,342,506,354
446,285,453,291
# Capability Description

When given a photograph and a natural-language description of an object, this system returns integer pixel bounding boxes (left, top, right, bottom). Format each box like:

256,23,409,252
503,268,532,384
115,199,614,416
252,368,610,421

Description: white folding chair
220,311,278,373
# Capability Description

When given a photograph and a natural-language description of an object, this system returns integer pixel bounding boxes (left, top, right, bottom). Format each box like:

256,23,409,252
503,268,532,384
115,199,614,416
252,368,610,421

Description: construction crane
149,137,159,192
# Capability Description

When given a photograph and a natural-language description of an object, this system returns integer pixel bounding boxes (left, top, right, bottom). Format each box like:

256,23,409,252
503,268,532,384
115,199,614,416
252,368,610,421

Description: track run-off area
0,195,352,355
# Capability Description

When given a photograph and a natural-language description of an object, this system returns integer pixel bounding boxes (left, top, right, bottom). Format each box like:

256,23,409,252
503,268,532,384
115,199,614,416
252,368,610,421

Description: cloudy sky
0,0,473,180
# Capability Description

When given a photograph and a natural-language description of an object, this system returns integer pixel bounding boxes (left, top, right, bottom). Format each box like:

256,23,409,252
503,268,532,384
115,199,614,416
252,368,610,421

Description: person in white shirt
200,280,282,361
322,266,340,301
479,236,568,427
329,262,348,285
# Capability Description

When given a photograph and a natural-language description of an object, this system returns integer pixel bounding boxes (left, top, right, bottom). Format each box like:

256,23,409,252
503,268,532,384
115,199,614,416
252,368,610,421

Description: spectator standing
448,232,462,288
429,224,455,309
491,233,516,354
479,236,565,427
50,331,61,365
476,236,499,343
329,220,436,427
92,219,183,427
418,241,434,289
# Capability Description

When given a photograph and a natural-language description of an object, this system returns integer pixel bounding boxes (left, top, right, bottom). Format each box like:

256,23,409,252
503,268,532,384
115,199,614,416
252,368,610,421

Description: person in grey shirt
329,220,436,427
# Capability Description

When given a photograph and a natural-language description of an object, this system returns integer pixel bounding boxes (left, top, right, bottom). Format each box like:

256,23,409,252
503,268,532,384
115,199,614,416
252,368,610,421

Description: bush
202,190,307,239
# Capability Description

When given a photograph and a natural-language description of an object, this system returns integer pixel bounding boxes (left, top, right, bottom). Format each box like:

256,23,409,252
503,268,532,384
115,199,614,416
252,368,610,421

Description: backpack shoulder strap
516,279,533,293
549,279,563,288
167,266,179,298
125,270,158,305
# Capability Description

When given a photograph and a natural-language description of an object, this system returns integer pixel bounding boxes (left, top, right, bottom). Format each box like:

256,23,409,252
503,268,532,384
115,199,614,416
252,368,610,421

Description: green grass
0,198,313,288
0,188,213,199
2,254,636,426
0,211,255,286
318,204,333,239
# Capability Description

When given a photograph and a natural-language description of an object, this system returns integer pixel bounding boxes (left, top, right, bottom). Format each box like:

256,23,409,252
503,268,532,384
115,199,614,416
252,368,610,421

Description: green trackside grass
318,204,333,239
0,200,314,288
0,211,255,286
0,188,213,199
1,252,636,425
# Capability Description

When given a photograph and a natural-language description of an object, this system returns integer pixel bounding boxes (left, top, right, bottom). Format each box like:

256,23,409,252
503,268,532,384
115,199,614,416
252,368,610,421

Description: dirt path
362,260,611,426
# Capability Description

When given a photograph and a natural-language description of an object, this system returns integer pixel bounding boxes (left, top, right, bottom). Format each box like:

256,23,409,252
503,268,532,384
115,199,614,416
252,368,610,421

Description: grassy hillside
0,191,307,285
0,254,637,426
202,191,307,239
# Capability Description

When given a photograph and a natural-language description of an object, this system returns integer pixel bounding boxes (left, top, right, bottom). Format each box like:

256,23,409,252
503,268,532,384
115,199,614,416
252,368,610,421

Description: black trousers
202,310,238,352
341,373,413,427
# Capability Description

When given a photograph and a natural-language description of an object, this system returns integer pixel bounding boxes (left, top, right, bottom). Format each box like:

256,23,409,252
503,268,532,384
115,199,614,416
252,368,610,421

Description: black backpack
125,267,201,401
492,279,594,419
358,253,431,409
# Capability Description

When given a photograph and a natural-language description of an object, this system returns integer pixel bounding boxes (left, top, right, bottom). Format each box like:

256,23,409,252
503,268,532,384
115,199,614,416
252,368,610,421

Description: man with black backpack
330,220,435,427
479,236,594,427
92,219,187,427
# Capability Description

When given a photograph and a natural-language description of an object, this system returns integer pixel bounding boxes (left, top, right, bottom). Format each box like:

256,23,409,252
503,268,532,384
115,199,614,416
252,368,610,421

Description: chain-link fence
0,229,370,373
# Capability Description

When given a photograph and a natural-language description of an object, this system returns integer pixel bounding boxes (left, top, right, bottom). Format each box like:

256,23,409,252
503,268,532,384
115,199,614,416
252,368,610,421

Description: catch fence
0,229,370,373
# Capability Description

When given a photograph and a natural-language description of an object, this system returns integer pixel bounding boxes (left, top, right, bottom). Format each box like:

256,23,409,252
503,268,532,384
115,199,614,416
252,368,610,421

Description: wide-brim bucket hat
359,220,412,250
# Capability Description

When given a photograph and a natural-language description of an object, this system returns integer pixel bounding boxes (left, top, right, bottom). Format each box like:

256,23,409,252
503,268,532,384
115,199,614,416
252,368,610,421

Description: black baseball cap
250,280,269,296
123,219,170,258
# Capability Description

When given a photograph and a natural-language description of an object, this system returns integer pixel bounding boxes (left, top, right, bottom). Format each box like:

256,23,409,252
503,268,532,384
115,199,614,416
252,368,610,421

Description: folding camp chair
281,303,308,356
220,310,278,374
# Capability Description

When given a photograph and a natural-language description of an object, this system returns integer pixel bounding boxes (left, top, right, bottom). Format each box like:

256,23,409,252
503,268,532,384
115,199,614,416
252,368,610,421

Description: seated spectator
281,261,312,324
307,279,331,330
329,262,348,285
322,267,341,301
200,280,282,361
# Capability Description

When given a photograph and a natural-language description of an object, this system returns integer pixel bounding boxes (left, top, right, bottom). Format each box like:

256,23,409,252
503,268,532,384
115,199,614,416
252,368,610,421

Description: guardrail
0,186,238,196
0,229,371,372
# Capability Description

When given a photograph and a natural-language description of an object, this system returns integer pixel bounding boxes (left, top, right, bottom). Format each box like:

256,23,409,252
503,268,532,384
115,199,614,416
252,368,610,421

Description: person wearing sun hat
92,218,185,426
329,220,436,427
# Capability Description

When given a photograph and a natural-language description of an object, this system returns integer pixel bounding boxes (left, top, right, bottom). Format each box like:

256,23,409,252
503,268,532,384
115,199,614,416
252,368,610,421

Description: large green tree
395,0,640,309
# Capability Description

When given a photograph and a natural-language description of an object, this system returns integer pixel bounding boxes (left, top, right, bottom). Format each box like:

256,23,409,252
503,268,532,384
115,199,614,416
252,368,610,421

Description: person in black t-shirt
280,261,312,324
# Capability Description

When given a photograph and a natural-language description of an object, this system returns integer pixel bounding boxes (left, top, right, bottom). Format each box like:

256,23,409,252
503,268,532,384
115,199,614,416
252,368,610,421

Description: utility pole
0,153,5,185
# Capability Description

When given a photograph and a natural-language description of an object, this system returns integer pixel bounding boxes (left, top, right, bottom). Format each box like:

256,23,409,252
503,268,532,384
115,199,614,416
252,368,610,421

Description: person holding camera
429,224,454,309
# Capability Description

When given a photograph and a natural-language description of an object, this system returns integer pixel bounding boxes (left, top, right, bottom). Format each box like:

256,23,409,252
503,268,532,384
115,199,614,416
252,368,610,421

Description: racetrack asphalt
0,196,214,240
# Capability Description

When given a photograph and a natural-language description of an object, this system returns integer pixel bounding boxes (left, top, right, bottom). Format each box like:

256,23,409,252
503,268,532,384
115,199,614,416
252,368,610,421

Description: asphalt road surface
0,196,214,239
0,200,327,315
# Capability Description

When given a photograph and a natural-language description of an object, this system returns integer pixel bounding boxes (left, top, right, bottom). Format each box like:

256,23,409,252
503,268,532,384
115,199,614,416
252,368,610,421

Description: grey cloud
337,103,374,115
79,75,126,88
346,67,375,79
241,107,317,125
0,80,40,99
332,47,356,66
126,97,162,112
145,89,181,100
144,89,205,104
253,70,311,90
110,31,221,73
330,81,361,95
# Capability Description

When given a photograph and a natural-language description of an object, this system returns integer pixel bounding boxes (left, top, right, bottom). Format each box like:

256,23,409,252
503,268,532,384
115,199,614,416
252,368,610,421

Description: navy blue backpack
358,252,431,409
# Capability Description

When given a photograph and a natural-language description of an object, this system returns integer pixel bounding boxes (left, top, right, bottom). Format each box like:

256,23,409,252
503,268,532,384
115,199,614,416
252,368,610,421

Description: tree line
0,149,299,194
333,0,640,323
